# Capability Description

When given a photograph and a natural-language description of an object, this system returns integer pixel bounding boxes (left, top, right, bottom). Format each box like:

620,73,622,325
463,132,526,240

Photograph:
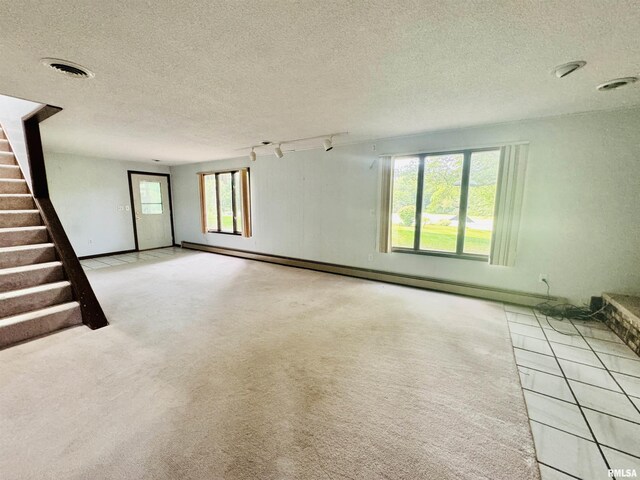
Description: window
200,169,251,236
139,180,163,214
391,148,500,259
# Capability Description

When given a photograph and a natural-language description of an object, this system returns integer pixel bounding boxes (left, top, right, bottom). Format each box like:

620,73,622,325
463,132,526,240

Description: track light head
323,138,333,151
274,145,284,158
249,148,256,162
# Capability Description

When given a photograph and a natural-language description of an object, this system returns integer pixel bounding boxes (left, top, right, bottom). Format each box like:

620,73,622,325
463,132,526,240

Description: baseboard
181,241,563,307
78,249,136,260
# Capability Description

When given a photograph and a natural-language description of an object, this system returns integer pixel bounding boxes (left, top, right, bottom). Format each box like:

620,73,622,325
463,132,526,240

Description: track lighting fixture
240,132,347,162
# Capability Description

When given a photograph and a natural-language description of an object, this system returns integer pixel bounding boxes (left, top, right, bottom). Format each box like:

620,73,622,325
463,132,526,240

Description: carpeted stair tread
0,194,36,209
0,280,71,301
0,179,29,194
0,225,48,247
0,243,57,269
0,242,54,252
0,281,72,318
0,301,82,349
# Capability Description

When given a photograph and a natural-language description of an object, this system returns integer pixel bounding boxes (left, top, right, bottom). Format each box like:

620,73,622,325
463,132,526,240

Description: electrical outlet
117,205,124,212
538,274,549,284
367,253,374,262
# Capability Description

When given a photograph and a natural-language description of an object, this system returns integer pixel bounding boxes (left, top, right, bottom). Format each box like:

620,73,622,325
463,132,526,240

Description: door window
139,180,163,214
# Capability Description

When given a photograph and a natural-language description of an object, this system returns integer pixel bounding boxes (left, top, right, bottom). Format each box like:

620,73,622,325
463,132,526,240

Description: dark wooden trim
24,105,108,329
181,241,563,306
79,249,137,260
127,170,176,251
23,113,51,198
34,199,108,329
127,172,139,251
24,104,62,124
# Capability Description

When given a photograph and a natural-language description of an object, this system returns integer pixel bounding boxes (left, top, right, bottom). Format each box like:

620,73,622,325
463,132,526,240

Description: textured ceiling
0,1,638,164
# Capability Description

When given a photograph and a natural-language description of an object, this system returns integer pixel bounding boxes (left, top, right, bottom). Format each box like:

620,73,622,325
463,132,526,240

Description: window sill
205,230,242,236
391,248,488,262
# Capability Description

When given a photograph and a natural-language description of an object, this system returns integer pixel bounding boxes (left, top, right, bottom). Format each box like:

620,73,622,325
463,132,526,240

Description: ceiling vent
41,58,95,79
597,77,637,91
552,61,586,78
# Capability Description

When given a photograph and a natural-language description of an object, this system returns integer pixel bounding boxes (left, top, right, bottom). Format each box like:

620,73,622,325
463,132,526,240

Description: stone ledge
602,293,640,357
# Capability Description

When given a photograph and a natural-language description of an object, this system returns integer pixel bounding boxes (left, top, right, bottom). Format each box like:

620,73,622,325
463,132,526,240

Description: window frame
391,146,500,261
199,168,250,236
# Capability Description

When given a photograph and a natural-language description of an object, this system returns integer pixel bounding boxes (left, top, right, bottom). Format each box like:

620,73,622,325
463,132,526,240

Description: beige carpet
0,250,539,479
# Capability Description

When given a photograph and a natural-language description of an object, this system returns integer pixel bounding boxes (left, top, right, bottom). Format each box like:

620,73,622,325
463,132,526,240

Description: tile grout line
521,385,640,427
512,345,638,376
517,363,630,395
530,418,594,444
531,419,640,462
569,318,640,418
510,326,636,358
504,309,548,480
512,335,640,373
537,461,582,479
531,309,613,474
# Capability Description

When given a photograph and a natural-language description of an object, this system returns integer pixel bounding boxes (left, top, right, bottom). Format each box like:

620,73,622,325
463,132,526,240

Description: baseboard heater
181,241,563,307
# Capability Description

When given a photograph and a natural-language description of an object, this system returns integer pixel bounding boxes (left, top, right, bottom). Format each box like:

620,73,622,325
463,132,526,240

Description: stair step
0,139,10,152
0,165,21,179
0,225,48,247
0,194,35,210
0,154,15,166
0,210,41,228
0,281,72,318
0,261,63,292
0,179,28,194
0,243,56,268
0,128,5,140
0,301,81,349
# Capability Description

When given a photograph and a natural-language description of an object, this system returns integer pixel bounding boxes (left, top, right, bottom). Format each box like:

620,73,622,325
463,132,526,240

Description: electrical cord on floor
533,279,606,336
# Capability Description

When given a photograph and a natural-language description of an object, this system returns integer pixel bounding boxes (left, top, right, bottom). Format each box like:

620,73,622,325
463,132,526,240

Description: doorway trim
127,170,176,251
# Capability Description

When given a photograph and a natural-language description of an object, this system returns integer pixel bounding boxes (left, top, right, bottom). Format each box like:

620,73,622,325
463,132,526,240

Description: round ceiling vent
597,77,637,91
40,58,95,79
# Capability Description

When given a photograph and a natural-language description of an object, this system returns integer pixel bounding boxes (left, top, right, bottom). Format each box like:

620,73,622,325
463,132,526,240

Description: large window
200,169,251,236
391,148,500,259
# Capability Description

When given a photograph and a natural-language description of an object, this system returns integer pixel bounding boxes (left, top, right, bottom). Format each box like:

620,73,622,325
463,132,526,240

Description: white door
130,173,173,250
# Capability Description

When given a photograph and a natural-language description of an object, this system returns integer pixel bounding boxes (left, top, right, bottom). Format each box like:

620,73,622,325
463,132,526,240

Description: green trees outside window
391,149,500,258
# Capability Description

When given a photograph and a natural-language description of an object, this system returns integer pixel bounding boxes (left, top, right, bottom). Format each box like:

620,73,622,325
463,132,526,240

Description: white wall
0,94,43,188
170,108,640,305
45,152,170,257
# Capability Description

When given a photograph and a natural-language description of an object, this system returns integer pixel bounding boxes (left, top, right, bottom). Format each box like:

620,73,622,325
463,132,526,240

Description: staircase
0,126,81,348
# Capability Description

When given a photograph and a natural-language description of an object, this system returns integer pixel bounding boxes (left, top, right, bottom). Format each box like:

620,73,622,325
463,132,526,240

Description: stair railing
23,105,108,329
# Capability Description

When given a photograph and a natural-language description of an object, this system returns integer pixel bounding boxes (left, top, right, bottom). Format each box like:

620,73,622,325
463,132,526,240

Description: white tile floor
78,253,640,478
506,304,640,479
79,246,189,270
